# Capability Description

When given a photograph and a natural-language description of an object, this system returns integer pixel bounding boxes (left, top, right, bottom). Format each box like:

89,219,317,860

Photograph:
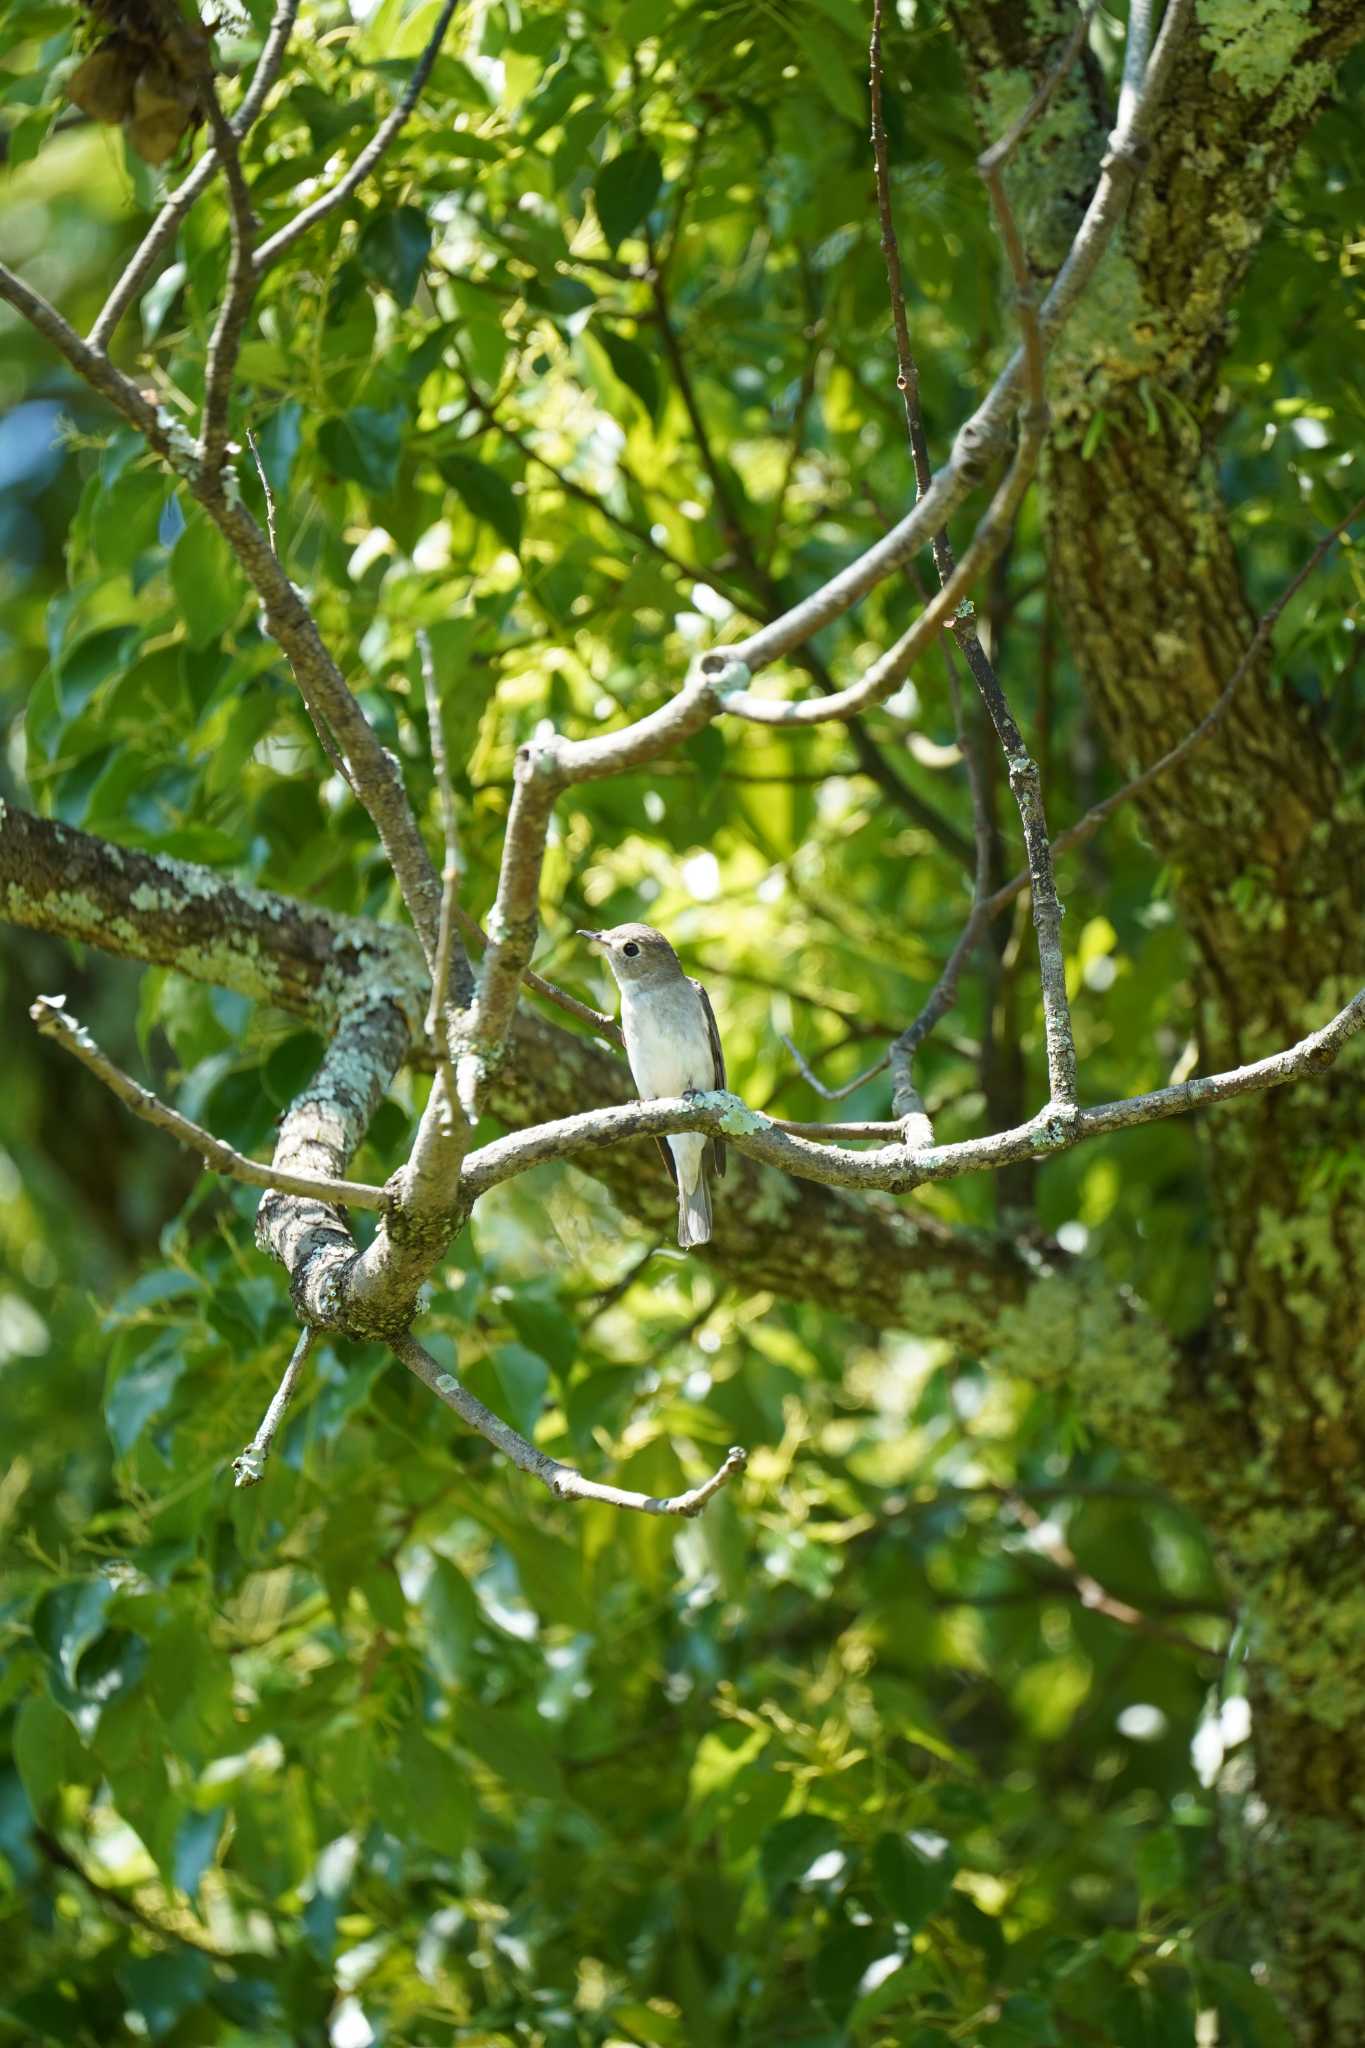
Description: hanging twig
233,1327,317,1486
394,1333,746,1517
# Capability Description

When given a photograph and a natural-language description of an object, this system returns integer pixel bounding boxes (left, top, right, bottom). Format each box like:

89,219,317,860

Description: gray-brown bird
579,923,726,1249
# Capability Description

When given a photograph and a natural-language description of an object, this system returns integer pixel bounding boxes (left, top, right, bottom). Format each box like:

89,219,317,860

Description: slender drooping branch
30,995,387,1210
181,20,259,472
0,264,445,972
233,1327,317,1486
394,1334,746,1517
714,0,1192,686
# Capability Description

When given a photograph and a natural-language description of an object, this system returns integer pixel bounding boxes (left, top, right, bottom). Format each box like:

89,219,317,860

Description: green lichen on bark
1196,0,1334,123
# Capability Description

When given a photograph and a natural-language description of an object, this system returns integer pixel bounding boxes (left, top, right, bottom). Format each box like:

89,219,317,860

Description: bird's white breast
620,980,714,1099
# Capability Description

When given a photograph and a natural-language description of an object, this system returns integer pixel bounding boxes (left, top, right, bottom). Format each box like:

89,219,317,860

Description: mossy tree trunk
947,4,1365,2037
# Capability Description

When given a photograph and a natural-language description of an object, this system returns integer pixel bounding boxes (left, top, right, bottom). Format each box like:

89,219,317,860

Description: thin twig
394,1333,746,1517
417,627,474,1016
246,426,278,554
720,0,1192,679
252,0,462,275
982,493,1365,920
184,18,259,473
777,1030,889,1104
452,904,621,1041
89,0,299,349
31,995,387,1209
1002,1487,1217,1658
869,0,1078,1112
233,1327,316,1486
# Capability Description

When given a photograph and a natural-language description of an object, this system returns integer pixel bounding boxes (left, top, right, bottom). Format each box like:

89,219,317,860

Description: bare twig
1002,1486,1218,1658
89,0,300,349
417,627,474,1018
869,0,1078,1110
246,426,278,553
31,995,387,1210
394,1333,746,1517
982,493,1365,920
453,905,621,1041
717,0,1191,681
252,0,462,275
233,1327,317,1486
183,22,259,473
777,1030,889,1104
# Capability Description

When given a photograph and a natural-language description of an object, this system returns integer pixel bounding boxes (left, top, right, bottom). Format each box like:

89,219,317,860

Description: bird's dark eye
623,941,640,957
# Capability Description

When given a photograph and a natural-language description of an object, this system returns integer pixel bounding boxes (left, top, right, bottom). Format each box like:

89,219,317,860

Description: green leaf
13,1693,88,1817
394,1728,474,1857
317,405,409,495
106,1331,185,1453
171,515,244,649
358,205,433,307
32,1579,115,1691
119,1952,211,2039
56,625,136,716
1197,1963,1295,2048
594,144,662,249
792,19,865,123
504,1294,578,1374
1135,1825,1183,1905
455,1697,563,1798
464,1341,548,1438
439,452,523,552
873,1831,957,1931
420,1555,481,1685
761,1813,842,1904
595,325,660,419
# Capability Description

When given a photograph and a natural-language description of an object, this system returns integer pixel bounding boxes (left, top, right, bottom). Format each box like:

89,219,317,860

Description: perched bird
579,923,726,1249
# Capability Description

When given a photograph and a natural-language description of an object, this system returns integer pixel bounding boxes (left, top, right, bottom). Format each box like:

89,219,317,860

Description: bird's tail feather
677,1169,712,1249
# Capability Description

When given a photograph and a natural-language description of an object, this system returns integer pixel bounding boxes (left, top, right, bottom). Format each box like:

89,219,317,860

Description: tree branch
457,991,1365,1200
30,995,387,1210
251,0,462,275
393,1334,746,1517
233,1327,317,1486
89,0,299,349
715,0,1192,681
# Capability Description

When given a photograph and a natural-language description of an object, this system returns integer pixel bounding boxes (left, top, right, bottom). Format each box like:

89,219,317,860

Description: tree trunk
945,4,1365,2036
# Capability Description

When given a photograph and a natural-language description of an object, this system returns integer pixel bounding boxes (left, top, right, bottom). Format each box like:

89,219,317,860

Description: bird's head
577,922,682,988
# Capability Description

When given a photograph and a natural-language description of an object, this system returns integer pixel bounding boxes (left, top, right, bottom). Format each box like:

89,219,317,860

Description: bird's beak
577,928,604,950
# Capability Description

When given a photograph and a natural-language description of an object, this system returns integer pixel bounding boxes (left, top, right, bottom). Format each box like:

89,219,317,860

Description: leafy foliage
1,0,1361,2042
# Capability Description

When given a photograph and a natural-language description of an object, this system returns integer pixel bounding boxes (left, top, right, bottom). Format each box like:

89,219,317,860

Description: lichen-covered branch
0,800,425,1026
458,991,1365,1199
255,998,409,1331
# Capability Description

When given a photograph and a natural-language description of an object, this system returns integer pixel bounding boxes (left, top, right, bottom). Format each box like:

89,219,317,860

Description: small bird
579,923,726,1249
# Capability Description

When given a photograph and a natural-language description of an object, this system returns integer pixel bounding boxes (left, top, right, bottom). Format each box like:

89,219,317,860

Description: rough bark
947,4,1365,2037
